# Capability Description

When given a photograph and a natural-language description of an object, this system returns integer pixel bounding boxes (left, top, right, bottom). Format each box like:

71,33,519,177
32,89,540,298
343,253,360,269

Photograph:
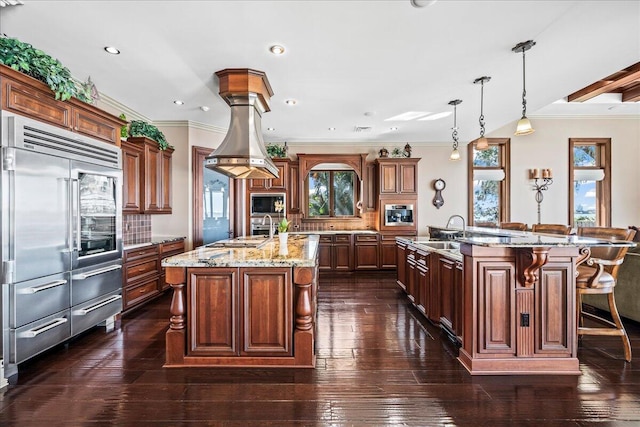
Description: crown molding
529,114,640,120
153,120,226,134
97,93,151,123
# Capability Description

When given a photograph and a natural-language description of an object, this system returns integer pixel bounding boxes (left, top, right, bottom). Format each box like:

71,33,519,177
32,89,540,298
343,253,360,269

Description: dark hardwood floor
2,271,640,426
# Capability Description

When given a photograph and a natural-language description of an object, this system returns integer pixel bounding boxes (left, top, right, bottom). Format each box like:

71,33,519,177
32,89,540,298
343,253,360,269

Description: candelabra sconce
530,168,553,224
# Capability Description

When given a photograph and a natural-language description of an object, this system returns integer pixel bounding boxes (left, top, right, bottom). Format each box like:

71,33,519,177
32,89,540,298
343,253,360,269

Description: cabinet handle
20,318,68,338
21,279,67,294
139,289,146,294
138,267,146,272
75,295,121,316
73,264,121,280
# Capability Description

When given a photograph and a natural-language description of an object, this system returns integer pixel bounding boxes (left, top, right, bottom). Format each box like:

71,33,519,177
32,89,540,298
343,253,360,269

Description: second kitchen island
161,234,319,368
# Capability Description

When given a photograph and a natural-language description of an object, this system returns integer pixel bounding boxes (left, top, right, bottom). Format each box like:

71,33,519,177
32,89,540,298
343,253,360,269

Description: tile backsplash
286,211,378,232
123,214,152,244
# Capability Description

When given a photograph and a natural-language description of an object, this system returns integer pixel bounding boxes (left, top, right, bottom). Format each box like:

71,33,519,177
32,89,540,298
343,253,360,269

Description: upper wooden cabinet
288,161,300,214
376,158,420,195
122,137,174,214
0,64,125,146
248,159,289,192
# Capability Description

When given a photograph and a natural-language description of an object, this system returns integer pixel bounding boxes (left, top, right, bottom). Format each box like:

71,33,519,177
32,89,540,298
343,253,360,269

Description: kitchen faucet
262,214,274,239
446,214,466,237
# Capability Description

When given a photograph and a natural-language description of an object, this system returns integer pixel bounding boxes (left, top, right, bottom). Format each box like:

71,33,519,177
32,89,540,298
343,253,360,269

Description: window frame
568,138,611,227
306,169,358,218
467,138,511,226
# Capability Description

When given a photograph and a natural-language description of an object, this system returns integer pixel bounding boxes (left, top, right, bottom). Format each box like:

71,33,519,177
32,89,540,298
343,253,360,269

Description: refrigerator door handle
72,264,122,280
20,279,68,294
74,295,122,316
19,317,68,338
71,178,80,252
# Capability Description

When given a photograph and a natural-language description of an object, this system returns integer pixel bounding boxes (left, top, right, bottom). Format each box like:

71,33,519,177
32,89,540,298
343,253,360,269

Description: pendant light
473,76,491,150
512,40,536,136
448,99,462,161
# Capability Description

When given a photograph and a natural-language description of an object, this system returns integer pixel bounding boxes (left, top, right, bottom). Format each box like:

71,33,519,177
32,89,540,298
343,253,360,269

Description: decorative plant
277,218,289,234
0,36,77,101
118,114,129,139
266,143,287,158
129,120,172,150
75,76,99,105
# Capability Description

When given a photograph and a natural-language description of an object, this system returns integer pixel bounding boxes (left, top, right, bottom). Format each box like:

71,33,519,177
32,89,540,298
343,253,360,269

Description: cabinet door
188,268,238,356
399,163,417,194
379,163,398,194
535,263,573,356
364,162,377,211
121,142,143,213
439,257,455,335
318,236,333,271
355,235,379,270
417,252,430,315
288,162,300,214
1,78,72,130
454,261,463,340
241,268,291,356
144,142,161,212
159,148,173,213
248,160,288,191
406,247,417,302
334,244,353,271
396,241,407,289
72,105,120,146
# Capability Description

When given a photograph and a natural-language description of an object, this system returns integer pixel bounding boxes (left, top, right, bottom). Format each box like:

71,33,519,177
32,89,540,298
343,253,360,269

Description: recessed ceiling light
285,99,297,106
385,111,430,121
390,127,399,131
173,100,184,106
270,45,285,55
328,127,336,131
418,111,452,121
0,0,24,7
104,46,120,55
200,106,210,112
267,127,276,131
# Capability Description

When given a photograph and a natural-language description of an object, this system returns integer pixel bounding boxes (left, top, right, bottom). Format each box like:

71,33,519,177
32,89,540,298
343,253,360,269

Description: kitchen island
400,230,633,375
161,234,319,368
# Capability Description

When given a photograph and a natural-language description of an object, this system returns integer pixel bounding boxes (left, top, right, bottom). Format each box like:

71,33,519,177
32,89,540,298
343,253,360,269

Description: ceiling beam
568,62,640,102
622,84,640,102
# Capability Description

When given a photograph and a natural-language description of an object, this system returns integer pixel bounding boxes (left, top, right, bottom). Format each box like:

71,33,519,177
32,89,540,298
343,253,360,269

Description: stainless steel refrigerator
1,112,123,379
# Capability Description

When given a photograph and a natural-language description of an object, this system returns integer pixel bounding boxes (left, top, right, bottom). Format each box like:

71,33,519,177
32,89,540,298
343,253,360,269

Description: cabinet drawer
124,278,160,310
356,234,378,242
124,244,159,263
334,234,352,243
10,309,71,364
319,235,333,243
125,258,159,284
161,240,185,254
71,291,122,336
71,262,122,306
10,272,71,328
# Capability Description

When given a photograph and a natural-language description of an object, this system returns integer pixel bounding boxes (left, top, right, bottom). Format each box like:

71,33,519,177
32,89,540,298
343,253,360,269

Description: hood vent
205,68,279,179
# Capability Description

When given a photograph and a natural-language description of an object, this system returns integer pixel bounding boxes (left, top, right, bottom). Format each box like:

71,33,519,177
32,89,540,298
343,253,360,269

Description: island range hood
205,68,279,179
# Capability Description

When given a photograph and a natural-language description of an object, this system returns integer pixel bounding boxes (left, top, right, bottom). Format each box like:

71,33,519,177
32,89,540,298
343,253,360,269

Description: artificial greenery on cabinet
128,120,172,150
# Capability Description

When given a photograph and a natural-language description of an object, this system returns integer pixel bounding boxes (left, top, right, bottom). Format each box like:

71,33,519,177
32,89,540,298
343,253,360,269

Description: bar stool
576,226,636,362
500,222,527,231
531,223,572,235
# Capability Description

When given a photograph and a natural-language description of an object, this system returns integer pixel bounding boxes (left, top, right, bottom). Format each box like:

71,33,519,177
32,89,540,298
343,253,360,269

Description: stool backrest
531,223,572,235
500,222,527,231
577,227,637,278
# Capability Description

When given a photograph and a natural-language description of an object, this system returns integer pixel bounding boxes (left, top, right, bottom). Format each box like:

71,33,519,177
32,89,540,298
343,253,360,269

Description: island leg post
165,266,186,366
293,266,316,367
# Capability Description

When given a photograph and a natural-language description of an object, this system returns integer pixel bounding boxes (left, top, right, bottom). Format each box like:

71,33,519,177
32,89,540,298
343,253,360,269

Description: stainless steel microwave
250,193,286,216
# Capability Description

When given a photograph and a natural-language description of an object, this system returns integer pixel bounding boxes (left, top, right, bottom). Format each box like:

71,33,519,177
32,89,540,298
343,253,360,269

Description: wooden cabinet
123,238,185,312
363,161,377,212
122,137,174,214
288,161,300,214
438,256,463,343
187,267,292,357
396,239,408,291
248,159,289,191
318,234,353,271
380,233,416,269
416,248,431,317
376,158,420,195
406,245,417,303
0,64,125,146
354,234,379,270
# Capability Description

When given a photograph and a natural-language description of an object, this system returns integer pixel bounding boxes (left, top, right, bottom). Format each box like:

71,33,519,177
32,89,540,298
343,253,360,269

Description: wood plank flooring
2,271,640,425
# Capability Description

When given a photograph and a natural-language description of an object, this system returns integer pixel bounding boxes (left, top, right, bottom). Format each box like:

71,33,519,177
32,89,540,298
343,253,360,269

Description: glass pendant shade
449,148,461,161
515,117,535,136
476,137,489,150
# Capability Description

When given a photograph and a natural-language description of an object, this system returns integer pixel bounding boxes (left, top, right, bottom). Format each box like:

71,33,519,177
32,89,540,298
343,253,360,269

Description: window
308,170,356,217
569,138,611,227
467,138,510,226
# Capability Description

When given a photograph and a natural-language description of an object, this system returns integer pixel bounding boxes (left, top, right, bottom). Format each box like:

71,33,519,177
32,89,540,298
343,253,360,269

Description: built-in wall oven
1,112,123,379
250,193,285,236
384,203,414,226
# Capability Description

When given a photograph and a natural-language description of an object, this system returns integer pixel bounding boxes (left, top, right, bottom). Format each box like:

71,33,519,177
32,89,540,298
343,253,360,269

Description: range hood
205,68,279,179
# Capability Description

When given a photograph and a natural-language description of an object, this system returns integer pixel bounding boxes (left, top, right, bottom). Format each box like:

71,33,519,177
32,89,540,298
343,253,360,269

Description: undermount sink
207,235,272,249
415,241,460,250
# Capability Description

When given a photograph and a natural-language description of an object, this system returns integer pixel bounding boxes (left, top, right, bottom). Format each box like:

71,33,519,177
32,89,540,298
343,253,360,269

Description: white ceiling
2,0,639,145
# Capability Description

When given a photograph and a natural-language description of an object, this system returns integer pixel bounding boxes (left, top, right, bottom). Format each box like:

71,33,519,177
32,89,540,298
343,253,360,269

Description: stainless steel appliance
1,112,123,379
250,193,285,216
384,204,414,226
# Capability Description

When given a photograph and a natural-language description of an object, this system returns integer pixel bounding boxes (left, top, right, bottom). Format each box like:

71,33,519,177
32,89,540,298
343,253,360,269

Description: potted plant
128,120,172,150
266,143,287,158
0,36,77,101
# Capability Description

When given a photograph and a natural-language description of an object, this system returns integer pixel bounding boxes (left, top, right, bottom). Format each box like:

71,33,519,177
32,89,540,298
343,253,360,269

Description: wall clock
433,178,446,209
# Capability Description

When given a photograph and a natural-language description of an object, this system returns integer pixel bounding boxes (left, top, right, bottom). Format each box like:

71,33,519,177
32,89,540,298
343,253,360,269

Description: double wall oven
1,112,123,378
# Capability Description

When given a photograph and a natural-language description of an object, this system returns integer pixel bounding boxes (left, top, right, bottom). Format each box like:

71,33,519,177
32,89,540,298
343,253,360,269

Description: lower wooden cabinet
318,234,353,271
438,256,463,343
354,234,379,270
123,238,185,313
187,267,292,357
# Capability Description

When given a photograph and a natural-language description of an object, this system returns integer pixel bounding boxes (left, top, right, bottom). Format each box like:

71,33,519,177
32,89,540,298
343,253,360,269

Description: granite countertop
162,234,319,268
292,230,378,235
124,236,185,251
457,234,636,248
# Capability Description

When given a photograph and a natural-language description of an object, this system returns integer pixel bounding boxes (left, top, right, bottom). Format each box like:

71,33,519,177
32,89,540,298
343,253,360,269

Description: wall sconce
473,76,491,151
512,40,536,136
530,168,553,224
448,99,462,161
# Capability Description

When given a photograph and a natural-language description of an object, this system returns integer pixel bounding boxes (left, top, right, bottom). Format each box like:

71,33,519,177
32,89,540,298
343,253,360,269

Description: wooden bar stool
531,223,572,235
576,227,636,362
500,222,527,231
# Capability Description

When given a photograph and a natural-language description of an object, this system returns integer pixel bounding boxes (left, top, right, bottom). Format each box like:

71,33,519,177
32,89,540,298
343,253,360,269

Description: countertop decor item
0,36,77,101
128,120,172,150
378,148,389,158
530,168,553,223
403,143,412,157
